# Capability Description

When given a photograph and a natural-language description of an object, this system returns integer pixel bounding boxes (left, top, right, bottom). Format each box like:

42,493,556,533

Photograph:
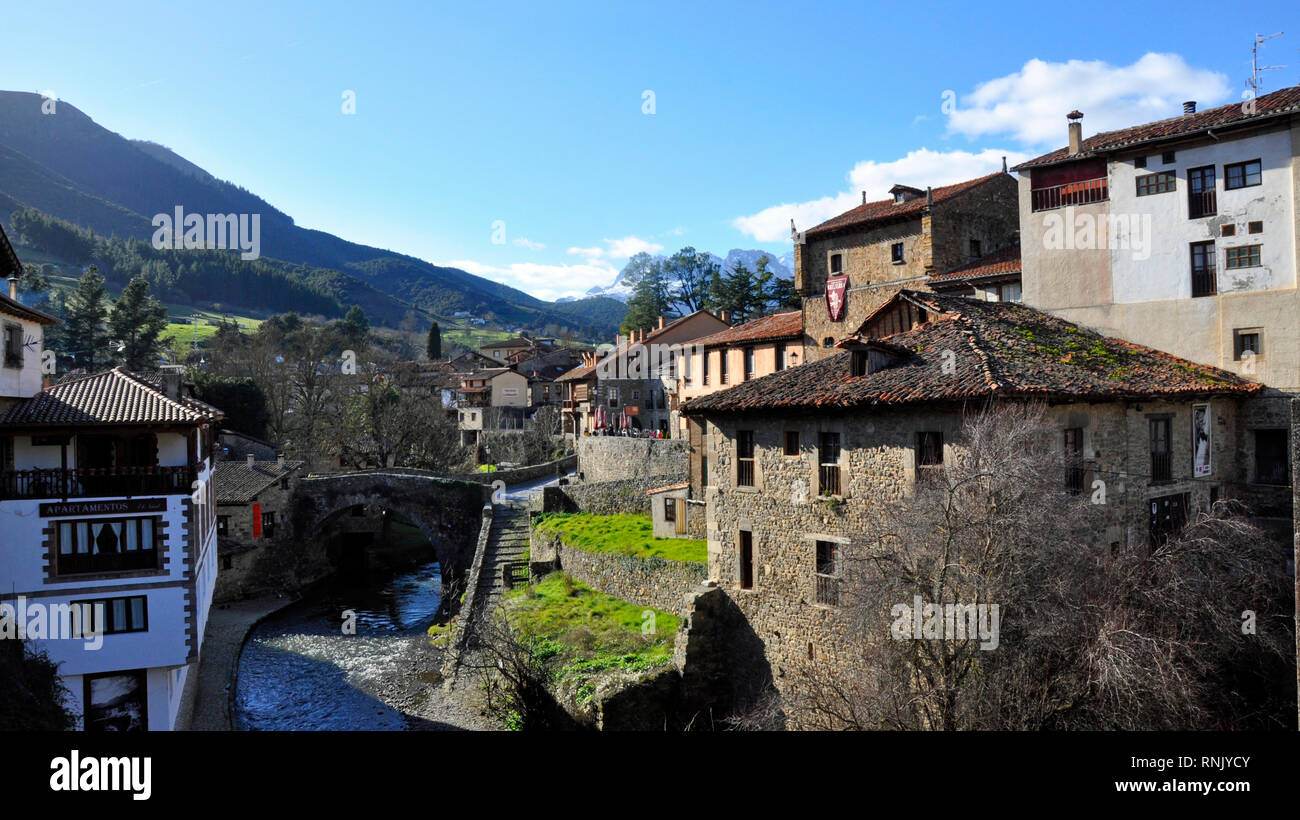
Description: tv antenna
1247,32,1285,99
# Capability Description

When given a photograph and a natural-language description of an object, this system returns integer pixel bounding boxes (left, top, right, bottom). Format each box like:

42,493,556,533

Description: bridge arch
287,471,489,596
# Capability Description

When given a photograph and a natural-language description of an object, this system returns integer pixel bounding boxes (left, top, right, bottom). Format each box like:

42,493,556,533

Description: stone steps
472,506,532,612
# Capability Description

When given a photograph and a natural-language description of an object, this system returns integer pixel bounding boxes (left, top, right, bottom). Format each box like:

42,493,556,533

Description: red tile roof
692,311,802,347
682,291,1259,414
557,310,725,381
1013,85,1300,171
0,367,223,426
645,481,689,495
929,244,1021,286
804,172,1010,238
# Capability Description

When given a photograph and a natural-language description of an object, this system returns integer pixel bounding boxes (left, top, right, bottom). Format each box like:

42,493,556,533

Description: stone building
680,290,1267,703
212,456,305,602
793,170,1020,363
456,367,530,445
927,243,1023,301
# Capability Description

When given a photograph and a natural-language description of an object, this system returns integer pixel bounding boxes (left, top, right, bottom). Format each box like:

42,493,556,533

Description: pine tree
63,266,110,372
621,258,671,333
109,276,169,371
426,320,442,360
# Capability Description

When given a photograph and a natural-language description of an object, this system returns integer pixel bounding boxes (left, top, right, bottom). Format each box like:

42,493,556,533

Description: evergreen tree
426,320,442,360
0,640,76,731
109,276,169,371
621,258,671,333
63,266,109,371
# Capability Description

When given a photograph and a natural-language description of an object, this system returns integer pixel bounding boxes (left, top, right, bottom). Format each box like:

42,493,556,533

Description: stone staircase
472,503,531,616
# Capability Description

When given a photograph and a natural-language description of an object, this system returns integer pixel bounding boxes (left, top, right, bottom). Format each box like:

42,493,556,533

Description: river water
234,560,444,731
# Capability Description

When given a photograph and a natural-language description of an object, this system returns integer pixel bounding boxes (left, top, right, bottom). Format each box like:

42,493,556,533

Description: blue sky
1,0,1295,299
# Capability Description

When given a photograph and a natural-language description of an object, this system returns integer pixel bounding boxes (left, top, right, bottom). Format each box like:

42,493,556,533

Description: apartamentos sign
39,499,168,518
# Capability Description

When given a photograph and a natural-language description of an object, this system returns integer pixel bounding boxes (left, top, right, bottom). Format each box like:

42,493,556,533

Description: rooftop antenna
1246,31,1285,101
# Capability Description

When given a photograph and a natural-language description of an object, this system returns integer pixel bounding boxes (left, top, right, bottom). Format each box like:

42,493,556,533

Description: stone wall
695,396,1253,704
545,476,682,516
577,436,687,483
530,527,705,614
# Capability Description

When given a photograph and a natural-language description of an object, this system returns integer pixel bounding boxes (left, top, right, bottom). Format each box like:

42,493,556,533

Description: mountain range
0,91,626,338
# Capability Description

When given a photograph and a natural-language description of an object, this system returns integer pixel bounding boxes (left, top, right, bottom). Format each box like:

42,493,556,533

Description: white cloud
511,237,546,250
732,148,1030,243
448,258,620,302
565,235,664,261
946,53,1230,146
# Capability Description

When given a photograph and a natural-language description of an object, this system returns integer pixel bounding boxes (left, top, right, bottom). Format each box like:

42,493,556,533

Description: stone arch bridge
287,469,490,594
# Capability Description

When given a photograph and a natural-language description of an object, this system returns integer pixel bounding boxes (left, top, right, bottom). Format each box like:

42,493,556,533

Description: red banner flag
826,275,849,322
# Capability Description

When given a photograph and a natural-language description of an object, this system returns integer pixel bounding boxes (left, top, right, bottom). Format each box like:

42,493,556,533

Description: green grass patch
504,573,679,699
534,513,706,563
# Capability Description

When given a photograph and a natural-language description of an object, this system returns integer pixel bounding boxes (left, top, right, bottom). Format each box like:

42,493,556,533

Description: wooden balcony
0,466,196,500
1030,177,1108,212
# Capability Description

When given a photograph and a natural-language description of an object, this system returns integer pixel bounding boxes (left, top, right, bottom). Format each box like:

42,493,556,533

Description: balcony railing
0,466,195,500
1030,177,1109,212
1191,266,1217,297
1150,452,1172,483
815,574,840,606
818,464,841,496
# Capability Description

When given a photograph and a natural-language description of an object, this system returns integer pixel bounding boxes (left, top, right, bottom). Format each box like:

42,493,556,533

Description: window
738,530,754,590
1162,150,1176,164
1187,165,1216,218
916,431,944,483
663,496,676,522
1149,493,1188,549
221,554,233,571
719,351,729,384
969,238,982,257
776,344,788,371
1064,427,1084,494
784,431,799,456
1248,221,1263,234
3,323,22,368
261,511,275,539
608,389,619,407
1149,417,1172,483
84,670,148,732
829,253,842,276
1254,429,1289,485
891,243,905,264
736,430,755,487
1221,224,1236,237
1225,245,1261,269
818,432,841,496
1135,171,1175,196
815,541,839,606
631,389,640,401
69,596,148,637
743,347,755,381
217,515,229,537
56,517,159,576
1189,241,1216,297
702,350,710,385
1234,329,1262,360
822,336,834,349
1224,159,1261,190
1134,155,1147,168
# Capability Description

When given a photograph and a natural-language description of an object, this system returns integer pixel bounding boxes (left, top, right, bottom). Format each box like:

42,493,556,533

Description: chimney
861,191,866,205
159,368,183,400
1183,100,1196,115
925,186,933,207
1067,110,1083,155
7,275,16,300
1001,156,1007,173
247,453,256,468
277,454,285,469
720,310,730,324
658,315,665,330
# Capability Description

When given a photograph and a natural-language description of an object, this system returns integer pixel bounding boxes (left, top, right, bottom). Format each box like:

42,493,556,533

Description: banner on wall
1192,403,1211,478
826,275,849,322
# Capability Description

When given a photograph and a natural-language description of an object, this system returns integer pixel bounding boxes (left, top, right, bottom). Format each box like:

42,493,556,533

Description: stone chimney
720,310,730,324
159,368,184,400
247,453,256,467
277,454,285,469
1183,100,1196,115
657,315,665,330
861,191,867,205
1067,110,1084,155
7,276,16,300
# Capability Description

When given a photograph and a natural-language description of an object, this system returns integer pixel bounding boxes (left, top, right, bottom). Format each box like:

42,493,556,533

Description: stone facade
693,396,1255,701
576,436,688,483
797,174,1020,362
545,476,677,516
530,527,706,614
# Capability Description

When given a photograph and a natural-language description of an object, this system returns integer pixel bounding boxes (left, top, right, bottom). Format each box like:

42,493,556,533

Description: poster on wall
1192,403,1211,477
826,275,849,322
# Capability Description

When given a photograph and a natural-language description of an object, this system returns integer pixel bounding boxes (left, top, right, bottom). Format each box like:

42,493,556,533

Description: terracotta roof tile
682,291,1259,414
805,172,1010,237
0,367,223,425
692,311,802,347
1013,86,1300,171
929,244,1021,286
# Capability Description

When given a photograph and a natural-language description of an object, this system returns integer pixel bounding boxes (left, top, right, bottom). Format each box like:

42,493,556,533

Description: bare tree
782,401,1294,731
